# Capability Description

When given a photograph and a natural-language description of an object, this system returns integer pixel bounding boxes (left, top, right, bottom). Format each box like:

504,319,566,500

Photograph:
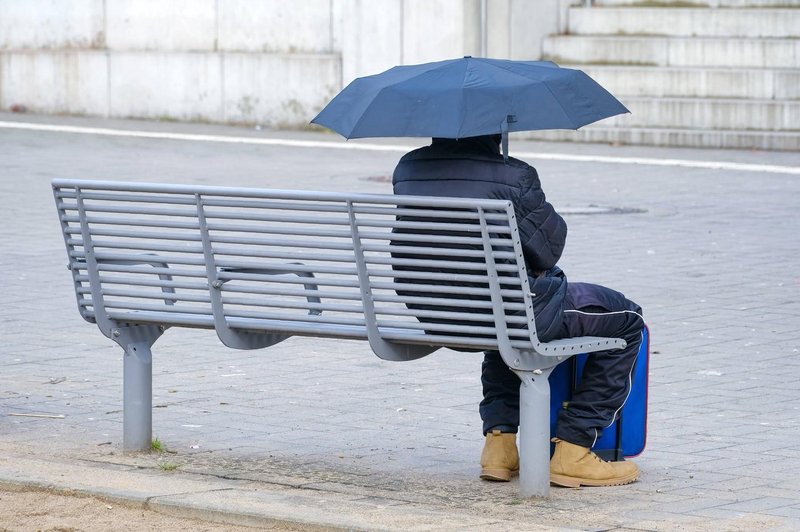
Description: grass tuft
151,437,164,453
158,462,179,472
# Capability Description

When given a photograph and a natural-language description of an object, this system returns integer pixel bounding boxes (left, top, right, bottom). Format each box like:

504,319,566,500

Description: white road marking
2,120,798,175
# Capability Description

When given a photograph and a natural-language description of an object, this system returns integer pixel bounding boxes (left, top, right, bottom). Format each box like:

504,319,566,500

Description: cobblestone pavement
1,113,799,530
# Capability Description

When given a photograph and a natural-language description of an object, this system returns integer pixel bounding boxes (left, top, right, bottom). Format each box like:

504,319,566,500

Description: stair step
519,126,800,151
571,65,800,99
598,97,800,130
568,7,800,37
543,35,800,68
592,0,800,7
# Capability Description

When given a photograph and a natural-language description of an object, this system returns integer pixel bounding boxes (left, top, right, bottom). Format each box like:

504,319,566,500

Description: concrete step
598,97,800,130
571,65,800,99
543,35,800,69
568,7,800,37
592,0,800,7
519,126,800,151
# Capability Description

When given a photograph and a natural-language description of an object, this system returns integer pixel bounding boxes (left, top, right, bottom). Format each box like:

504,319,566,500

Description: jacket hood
430,135,501,156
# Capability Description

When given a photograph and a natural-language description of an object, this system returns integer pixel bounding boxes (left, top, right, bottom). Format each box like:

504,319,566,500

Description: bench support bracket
347,201,437,361
514,367,555,497
112,324,163,451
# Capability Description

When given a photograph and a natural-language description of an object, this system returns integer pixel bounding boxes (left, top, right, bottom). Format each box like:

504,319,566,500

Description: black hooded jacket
392,136,568,341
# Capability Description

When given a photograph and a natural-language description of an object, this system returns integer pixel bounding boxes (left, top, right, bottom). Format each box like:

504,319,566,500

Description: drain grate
560,205,647,215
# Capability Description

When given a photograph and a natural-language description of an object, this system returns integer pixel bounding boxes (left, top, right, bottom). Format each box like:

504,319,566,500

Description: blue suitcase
549,326,649,460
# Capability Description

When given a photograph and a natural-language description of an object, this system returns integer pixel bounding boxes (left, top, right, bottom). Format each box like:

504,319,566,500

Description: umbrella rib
482,60,581,130
537,81,581,130
455,60,471,139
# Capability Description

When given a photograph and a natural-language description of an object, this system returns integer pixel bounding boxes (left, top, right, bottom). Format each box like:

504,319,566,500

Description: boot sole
480,468,519,482
550,470,640,488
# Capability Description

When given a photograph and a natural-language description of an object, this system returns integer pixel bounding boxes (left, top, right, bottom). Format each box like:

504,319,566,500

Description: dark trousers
479,282,644,448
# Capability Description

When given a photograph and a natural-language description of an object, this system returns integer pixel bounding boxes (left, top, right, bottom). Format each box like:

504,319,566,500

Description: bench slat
93,264,207,278
93,275,208,291
62,213,200,230
65,227,202,242
54,178,513,207
70,239,205,254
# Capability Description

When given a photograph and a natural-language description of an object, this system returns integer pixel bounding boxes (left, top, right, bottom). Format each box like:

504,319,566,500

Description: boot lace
590,452,605,463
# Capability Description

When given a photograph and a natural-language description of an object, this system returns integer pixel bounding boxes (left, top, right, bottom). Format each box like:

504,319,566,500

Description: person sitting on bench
393,134,645,488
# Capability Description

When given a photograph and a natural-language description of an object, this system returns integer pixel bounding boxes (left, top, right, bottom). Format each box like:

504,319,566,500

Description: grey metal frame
53,179,626,497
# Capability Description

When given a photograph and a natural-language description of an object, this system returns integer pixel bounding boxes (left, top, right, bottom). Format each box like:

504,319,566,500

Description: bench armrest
537,335,626,356
217,263,321,316
76,253,176,307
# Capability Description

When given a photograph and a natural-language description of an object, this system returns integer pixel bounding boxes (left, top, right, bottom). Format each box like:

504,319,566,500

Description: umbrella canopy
311,56,629,140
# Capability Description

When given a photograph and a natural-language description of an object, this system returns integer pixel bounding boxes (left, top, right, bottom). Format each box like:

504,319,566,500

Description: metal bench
52,179,626,497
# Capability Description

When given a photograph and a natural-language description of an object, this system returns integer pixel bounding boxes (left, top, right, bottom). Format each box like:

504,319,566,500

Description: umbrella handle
501,115,516,164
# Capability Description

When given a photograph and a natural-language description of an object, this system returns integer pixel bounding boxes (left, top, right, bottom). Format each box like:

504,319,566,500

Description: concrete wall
339,0,483,84
0,0,106,49
0,0,562,127
340,0,565,83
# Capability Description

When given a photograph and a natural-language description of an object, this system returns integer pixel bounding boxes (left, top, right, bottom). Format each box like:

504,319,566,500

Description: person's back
393,136,565,272
393,136,568,341
392,135,645,488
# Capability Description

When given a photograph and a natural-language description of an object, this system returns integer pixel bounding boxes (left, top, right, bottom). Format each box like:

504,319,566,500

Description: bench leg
516,369,553,497
112,325,163,452
123,341,153,451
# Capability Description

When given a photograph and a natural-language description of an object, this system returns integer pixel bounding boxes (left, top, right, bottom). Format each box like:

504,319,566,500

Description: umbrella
311,56,628,158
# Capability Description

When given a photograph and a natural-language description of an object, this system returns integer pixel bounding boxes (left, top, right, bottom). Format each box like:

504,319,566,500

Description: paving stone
716,496,798,513
2,113,800,529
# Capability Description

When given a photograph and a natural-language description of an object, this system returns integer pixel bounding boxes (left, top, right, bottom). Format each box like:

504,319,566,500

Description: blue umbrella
311,56,628,154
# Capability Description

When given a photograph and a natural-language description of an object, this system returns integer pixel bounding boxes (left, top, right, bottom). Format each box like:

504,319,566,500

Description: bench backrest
53,180,541,359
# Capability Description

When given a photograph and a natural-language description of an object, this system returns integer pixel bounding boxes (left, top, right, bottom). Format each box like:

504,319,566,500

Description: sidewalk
2,113,799,531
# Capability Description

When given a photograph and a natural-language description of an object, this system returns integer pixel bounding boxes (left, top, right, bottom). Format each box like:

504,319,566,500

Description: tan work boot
550,438,640,488
480,430,519,482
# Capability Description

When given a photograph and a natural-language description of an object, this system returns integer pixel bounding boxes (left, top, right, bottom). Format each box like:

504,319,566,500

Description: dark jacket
392,136,568,341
